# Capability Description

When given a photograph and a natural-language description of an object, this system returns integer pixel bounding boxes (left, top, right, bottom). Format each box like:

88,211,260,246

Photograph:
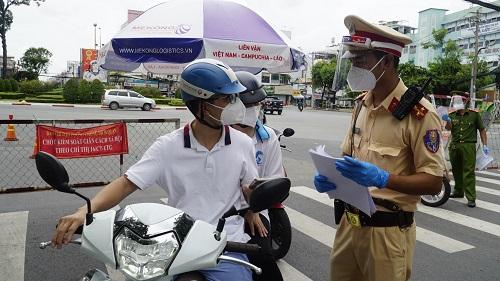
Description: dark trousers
245,214,284,281
449,143,477,201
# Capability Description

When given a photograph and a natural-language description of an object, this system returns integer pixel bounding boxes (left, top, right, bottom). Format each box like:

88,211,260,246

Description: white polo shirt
125,122,258,243
253,125,285,221
254,125,285,179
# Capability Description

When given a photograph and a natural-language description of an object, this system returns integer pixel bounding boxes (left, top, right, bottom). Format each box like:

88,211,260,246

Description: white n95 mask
347,55,385,92
208,97,246,125
240,105,260,127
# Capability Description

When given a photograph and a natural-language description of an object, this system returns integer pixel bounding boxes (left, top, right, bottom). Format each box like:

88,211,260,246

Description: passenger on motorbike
231,71,285,281
51,59,259,281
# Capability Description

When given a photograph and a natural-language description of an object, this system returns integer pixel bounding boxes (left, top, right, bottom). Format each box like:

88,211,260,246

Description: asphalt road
1,103,500,281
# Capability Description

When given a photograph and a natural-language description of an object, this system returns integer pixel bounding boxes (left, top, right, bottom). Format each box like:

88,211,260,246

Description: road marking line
418,205,500,238
450,198,500,214
291,186,474,253
0,211,29,281
449,180,500,196
476,171,500,178
475,175,500,185
286,206,335,247
277,260,314,281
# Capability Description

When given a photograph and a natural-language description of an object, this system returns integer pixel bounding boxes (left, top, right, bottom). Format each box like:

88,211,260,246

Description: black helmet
235,71,267,105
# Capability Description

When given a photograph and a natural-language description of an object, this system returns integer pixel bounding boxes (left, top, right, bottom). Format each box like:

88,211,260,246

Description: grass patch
0,92,26,99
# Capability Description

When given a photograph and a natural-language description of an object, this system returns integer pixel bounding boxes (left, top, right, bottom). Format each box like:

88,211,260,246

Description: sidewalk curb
52,104,75,108
11,102,31,106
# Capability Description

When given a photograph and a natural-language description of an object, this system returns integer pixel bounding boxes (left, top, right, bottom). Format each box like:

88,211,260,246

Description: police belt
344,198,414,228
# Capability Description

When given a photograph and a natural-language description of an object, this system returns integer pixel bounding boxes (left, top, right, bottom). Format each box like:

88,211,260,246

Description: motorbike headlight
114,228,179,280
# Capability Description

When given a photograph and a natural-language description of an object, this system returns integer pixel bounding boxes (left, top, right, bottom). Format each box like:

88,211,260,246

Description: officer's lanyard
350,100,363,157
183,123,231,148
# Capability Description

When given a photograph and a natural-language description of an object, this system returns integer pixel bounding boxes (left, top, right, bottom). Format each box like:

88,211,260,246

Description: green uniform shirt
449,110,485,143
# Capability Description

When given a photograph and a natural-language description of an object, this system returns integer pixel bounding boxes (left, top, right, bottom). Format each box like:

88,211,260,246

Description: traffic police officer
313,15,444,281
443,93,489,207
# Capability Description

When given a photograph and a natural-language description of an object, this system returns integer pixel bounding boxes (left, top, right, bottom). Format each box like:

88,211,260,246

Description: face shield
450,95,466,110
332,35,377,93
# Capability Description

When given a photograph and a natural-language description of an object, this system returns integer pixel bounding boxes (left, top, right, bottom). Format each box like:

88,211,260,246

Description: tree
0,0,45,78
398,62,433,94
63,78,79,103
89,79,105,102
421,28,448,50
19,47,52,79
312,59,336,105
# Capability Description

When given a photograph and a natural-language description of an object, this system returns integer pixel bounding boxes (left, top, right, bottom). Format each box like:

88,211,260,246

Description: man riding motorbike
231,71,285,281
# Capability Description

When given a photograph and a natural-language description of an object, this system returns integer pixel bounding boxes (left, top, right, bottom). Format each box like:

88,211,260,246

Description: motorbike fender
168,220,226,276
81,210,117,268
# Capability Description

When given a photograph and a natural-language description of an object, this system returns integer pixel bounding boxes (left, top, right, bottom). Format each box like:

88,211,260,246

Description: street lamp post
93,23,98,50
99,27,102,49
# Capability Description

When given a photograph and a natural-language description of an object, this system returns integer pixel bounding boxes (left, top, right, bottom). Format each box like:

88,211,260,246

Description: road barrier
0,118,180,192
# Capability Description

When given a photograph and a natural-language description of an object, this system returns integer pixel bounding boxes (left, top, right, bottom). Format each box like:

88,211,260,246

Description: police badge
424,130,440,153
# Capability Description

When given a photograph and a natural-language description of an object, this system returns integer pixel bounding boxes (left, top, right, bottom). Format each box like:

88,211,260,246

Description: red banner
81,48,98,72
36,123,128,159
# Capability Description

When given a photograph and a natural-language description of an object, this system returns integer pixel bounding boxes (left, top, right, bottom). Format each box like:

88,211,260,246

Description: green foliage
422,28,448,49
90,79,105,102
154,98,171,105
3,79,11,91
175,88,182,99
9,79,18,92
0,92,25,99
13,70,37,81
398,62,433,94
25,97,66,103
19,80,46,95
63,78,80,103
0,79,5,91
132,86,162,98
63,78,104,103
78,80,92,103
312,59,336,90
168,98,185,106
19,47,52,79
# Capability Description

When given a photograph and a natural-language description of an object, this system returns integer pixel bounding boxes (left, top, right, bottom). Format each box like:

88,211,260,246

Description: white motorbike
35,151,290,281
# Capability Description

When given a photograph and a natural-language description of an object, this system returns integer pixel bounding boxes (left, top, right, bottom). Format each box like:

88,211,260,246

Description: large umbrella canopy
100,0,306,74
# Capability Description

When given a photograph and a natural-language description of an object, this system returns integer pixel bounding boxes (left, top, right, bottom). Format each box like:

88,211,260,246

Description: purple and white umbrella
100,0,306,74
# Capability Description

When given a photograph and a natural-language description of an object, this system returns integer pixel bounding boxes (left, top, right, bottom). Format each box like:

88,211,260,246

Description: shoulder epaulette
469,108,480,113
411,103,428,120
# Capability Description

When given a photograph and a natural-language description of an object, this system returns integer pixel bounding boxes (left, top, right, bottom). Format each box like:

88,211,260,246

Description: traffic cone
4,115,18,141
29,137,38,159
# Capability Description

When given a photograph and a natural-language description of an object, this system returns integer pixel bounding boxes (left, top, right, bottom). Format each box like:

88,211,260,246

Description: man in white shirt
51,59,258,281
232,71,285,281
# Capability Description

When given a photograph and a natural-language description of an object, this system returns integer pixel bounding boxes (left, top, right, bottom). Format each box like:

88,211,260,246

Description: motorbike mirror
249,178,291,212
35,151,73,194
283,128,295,137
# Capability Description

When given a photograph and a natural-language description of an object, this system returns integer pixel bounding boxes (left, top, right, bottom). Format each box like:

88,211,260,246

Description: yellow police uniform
331,15,444,281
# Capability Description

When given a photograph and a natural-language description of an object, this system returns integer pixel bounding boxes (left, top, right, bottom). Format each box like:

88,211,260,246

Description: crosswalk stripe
450,198,500,214
0,211,28,281
449,180,500,196
291,186,474,253
476,170,500,177
277,260,314,281
475,175,500,185
286,206,335,247
418,205,500,238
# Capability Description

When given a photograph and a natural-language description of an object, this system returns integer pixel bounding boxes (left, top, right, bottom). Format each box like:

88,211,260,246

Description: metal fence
0,118,180,192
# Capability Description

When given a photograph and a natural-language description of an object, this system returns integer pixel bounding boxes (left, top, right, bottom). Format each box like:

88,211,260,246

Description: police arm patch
423,129,440,153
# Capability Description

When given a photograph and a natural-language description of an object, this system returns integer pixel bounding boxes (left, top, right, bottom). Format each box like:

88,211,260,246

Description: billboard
81,48,107,82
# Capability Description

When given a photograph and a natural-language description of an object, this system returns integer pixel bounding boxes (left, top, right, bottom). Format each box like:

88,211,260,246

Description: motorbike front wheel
420,176,451,207
268,208,292,260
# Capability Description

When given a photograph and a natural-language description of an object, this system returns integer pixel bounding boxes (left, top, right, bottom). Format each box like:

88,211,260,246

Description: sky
8,0,475,75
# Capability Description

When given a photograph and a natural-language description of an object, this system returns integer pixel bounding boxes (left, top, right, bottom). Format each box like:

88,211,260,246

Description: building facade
384,1,500,69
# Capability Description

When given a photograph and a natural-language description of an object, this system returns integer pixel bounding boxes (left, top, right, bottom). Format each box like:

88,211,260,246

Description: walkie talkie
392,77,432,120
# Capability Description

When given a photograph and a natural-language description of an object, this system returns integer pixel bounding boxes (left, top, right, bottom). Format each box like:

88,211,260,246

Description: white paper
309,145,377,216
476,152,494,171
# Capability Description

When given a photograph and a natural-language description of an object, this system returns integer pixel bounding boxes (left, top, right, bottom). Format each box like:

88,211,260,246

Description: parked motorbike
420,133,451,207
268,127,294,260
35,151,290,281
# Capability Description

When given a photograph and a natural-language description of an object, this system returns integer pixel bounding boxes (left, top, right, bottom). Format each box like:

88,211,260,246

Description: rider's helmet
179,58,246,116
234,71,267,105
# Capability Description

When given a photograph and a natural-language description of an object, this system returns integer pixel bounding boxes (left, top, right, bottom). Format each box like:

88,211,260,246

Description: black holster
334,199,345,225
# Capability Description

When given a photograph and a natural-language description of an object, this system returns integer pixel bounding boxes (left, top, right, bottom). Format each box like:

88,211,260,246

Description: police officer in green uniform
442,93,489,207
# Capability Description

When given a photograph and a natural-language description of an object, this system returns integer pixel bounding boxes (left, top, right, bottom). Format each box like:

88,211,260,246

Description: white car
102,89,156,111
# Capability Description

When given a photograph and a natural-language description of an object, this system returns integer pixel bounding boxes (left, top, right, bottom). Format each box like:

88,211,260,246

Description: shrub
89,80,105,103
0,92,26,99
78,80,92,103
0,80,5,92
19,80,45,96
175,88,182,99
168,98,185,106
10,79,19,92
63,78,80,103
154,98,171,105
132,86,162,98
3,79,12,92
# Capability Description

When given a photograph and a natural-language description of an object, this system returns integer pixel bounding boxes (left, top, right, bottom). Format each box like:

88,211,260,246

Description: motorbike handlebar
56,224,83,235
225,241,261,254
